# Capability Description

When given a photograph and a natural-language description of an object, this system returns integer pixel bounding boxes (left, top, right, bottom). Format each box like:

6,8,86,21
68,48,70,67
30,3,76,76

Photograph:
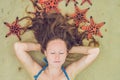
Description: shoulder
31,62,42,76
65,63,77,79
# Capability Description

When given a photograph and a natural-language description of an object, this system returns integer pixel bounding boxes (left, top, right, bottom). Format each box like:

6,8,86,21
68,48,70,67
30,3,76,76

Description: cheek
46,54,54,62
61,54,67,61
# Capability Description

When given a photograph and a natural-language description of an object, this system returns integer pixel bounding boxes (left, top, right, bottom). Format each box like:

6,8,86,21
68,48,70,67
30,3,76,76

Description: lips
54,61,60,63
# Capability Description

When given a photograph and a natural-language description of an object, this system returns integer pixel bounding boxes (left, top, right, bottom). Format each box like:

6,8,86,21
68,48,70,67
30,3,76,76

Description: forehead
46,39,67,51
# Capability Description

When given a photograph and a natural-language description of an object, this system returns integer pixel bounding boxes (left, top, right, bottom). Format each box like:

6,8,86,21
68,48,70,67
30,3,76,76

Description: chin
52,63,63,67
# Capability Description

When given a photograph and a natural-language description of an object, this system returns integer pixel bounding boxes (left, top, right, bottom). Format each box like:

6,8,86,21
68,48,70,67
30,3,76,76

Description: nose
55,54,60,60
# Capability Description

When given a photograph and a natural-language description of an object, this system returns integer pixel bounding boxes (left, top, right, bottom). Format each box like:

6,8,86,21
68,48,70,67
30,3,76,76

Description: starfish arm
81,0,86,5
97,22,105,28
74,0,78,4
83,18,89,23
90,16,95,25
16,34,21,41
75,5,80,12
83,8,90,23
65,0,78,6
5,32,12,37
4,22,11,27
16,17,19,23
81,0,92,5
87,0,92,5
82,7,90,13
75,20,80,27
65,0,70,6
87,33,93,39
97,31,103,38
73,0,79,6
14,17,19,26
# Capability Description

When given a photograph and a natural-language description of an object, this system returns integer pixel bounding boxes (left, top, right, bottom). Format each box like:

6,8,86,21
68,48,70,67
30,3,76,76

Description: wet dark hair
28,12,80,53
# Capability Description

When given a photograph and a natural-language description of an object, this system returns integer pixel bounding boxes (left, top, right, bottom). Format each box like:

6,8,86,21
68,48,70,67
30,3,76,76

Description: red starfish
71,5,89,27
65,0,78,6
38,0,47,4
27,0,45,19
38,0,62,13
4,17,26,41
81,16,105,39
81,0,92,5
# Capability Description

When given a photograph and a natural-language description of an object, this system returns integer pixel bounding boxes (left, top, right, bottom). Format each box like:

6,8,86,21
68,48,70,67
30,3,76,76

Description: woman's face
44,39,68,67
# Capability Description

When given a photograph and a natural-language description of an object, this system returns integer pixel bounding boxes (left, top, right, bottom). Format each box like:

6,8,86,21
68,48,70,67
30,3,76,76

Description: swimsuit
34,58,70,80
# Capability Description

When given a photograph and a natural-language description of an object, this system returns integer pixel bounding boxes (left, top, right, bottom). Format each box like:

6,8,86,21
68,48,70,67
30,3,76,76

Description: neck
45,65,62,77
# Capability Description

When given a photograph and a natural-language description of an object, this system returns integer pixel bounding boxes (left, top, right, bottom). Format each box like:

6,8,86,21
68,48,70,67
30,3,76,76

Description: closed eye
51,52,55,54
59,52,64,54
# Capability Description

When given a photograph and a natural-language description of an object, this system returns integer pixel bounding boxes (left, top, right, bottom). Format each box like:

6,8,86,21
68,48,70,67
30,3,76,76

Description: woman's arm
69,46,93,54
66,46,100,79
14,42,42,77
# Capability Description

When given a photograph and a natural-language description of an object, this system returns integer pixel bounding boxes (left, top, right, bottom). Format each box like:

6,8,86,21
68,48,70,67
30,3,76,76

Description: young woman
14,13,100,80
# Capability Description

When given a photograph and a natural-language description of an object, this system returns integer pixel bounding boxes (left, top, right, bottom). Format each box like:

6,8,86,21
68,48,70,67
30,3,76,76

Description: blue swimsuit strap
34,64,48,80
62,66,70,80
34,58,70,80
34,58,48,80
